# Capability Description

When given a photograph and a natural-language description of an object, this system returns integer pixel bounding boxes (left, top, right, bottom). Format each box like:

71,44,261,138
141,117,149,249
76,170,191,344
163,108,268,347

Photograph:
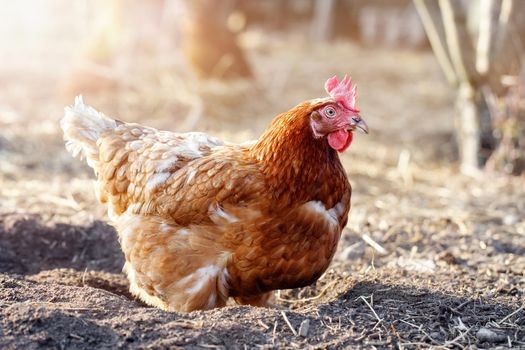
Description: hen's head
254,75,368,162
309,75,368,152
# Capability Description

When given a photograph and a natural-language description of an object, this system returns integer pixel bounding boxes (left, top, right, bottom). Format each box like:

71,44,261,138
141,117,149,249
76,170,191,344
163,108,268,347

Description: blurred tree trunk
181,0,252,80
414,0,525,174
440,0,482,172
311,0,336,42
455,84,482,172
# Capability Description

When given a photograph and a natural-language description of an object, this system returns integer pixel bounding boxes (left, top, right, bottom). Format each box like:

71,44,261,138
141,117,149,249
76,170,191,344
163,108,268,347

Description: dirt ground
1,35,524,349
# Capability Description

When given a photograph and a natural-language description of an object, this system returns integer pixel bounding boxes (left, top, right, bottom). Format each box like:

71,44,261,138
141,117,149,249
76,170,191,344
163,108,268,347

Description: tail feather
61,96,117,168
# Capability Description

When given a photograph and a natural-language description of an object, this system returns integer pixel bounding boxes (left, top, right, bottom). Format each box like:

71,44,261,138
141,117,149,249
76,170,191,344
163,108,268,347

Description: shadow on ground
1,216,524,349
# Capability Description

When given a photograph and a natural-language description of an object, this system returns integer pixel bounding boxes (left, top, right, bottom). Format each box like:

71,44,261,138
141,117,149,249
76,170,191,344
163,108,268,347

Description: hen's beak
350,116,368,134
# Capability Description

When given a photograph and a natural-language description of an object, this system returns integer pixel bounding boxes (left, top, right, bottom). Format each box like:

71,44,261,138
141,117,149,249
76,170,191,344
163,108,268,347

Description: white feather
145,172,171,193
303,200,343,227
60,95,117,168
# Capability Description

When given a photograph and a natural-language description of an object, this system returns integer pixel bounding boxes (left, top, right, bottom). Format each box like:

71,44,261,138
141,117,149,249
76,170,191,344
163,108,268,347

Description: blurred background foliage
0,0,523,176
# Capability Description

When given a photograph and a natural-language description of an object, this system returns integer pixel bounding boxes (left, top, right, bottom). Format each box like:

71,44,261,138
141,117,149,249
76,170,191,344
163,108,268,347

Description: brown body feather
62,98,351,312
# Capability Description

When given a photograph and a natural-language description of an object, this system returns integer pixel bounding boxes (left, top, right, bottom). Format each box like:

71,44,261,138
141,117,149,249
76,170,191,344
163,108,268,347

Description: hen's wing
94,123,232,219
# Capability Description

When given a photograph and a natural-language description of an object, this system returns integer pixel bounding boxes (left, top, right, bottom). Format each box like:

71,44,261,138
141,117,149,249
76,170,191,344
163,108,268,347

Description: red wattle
327,130,353,152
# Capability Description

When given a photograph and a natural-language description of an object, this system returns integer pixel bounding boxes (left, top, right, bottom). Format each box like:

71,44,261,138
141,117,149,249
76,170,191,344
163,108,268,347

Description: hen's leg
234,292,274,307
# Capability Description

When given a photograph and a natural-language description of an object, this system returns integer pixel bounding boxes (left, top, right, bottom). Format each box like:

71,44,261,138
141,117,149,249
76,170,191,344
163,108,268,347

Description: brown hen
61,76,367,312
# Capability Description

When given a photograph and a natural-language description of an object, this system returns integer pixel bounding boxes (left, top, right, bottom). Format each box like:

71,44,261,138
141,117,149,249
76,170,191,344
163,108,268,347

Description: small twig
280,311,298,336
81,267,88,286
321,318,338,332
442,327,472,348
498,305,524,325
398,319,441,346
398,341,433,348
257,320,270,331
272,320,278,346
69,333,84,340
198,344,223,349
449,299,471,314
358,295,382,323
399,319,422,330
361,234,388,255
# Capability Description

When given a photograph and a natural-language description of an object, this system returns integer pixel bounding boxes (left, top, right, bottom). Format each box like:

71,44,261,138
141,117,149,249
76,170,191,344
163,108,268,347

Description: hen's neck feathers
250,101,348,207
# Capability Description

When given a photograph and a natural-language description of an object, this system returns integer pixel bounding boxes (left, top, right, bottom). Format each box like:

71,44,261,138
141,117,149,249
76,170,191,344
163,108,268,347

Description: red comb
324,75,358,111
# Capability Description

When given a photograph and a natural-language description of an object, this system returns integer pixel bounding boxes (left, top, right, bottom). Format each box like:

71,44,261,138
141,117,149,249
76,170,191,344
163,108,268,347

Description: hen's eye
324,106,336,118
